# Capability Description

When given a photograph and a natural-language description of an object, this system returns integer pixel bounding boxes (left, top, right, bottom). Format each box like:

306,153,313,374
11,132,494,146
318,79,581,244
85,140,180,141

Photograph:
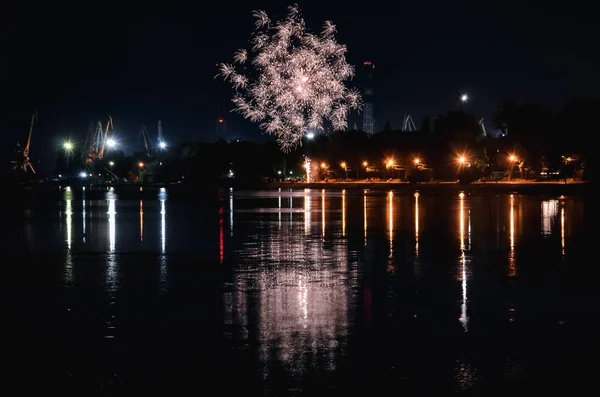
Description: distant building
362,61,375,134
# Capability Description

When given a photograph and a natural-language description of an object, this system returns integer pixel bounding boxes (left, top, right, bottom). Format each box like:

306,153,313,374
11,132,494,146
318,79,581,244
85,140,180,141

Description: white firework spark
219,4,362,151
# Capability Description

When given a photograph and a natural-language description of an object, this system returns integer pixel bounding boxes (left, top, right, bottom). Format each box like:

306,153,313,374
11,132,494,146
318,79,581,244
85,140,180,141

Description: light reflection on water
322,189,326,239
509,194,516,277
414,192,420,276
458,192,470,332
363,190,367,245
541,199,559,235
18,187,589,392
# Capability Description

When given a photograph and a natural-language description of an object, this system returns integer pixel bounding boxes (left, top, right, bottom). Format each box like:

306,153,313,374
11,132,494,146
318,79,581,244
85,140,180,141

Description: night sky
2,0,597,173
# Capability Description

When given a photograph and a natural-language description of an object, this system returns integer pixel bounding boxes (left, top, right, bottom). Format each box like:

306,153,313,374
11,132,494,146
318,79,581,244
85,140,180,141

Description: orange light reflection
363,191,367,245
561,204,565,256
508,195,516,277
458,193,468,332
414,192,421,277
388,191,394,262
342,189,346,237
139,199,144,242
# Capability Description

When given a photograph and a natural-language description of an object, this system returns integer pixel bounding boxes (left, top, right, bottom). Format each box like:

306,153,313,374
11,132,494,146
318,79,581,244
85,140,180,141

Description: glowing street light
63,141,74,151
460,94,468,103
320,162,328,169
109,161,115,167
363,161,368,167
306,132,315,139
458,156,466,164
138,162,145,168
386,158,395,168
414,158,420,165
340,162,348,179
158,141,167,149
509,154,517,162
106,138,116,148
79,171,87,178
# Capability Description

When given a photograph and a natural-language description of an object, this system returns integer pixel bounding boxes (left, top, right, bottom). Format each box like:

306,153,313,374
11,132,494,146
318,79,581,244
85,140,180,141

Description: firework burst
219,4,361,151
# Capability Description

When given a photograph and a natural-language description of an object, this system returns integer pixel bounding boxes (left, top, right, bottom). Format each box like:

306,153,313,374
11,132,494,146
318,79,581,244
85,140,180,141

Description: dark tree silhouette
383,120,392,132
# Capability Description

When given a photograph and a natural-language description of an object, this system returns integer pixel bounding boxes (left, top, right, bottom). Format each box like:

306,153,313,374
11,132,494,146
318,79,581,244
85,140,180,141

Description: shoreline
263,180,592,195
9,179,592,198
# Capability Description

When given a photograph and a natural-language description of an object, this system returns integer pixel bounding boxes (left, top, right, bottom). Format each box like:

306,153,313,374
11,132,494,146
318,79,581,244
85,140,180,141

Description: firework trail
219,4,361,151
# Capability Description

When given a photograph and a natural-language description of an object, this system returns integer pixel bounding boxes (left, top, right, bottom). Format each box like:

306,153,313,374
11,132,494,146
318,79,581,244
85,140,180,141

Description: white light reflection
160,199,166,254
159,192,168,289
65,195,72,250
64,189,73,286
108,198,116,253
541,199,559,235
229,187,234,236
82,187,86,243
278,188,282,228
229,228,353,378
321,189,326,239
341,189,346,237
509,194,516,277
304,189,311,235
458,193,469,332
223,186,362,382
299,275,308,328
106,192,117,291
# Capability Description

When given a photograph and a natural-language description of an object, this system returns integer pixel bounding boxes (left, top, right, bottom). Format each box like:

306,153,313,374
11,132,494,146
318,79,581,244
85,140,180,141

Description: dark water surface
7,186,597,394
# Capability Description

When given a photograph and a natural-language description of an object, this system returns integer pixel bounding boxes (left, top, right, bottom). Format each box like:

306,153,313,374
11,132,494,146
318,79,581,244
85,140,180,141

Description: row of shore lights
317,154,518,169
309,152,518,173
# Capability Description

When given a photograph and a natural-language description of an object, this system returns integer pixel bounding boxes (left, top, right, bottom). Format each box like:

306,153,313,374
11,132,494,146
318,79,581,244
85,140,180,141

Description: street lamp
158,141,167,149
340,162,348,179
363,161,368,167
414,158,420,165
63,141,73,151
509,154,517,162
306,132,315,140
106,138,116,148
109,161,115,167
458,156,466,164
138,162,144,168
460,94,468,103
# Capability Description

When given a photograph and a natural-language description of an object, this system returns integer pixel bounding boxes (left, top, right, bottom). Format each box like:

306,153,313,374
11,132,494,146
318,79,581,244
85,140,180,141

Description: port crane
402,114,417,132
138,120,167,158
479,118,488,138
11,112,37,174
84,115,113,173
139,125,153,158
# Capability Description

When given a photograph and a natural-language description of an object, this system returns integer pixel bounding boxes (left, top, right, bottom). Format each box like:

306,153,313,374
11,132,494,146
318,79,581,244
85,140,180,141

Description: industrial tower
362,61,375,134
216,62,227,140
